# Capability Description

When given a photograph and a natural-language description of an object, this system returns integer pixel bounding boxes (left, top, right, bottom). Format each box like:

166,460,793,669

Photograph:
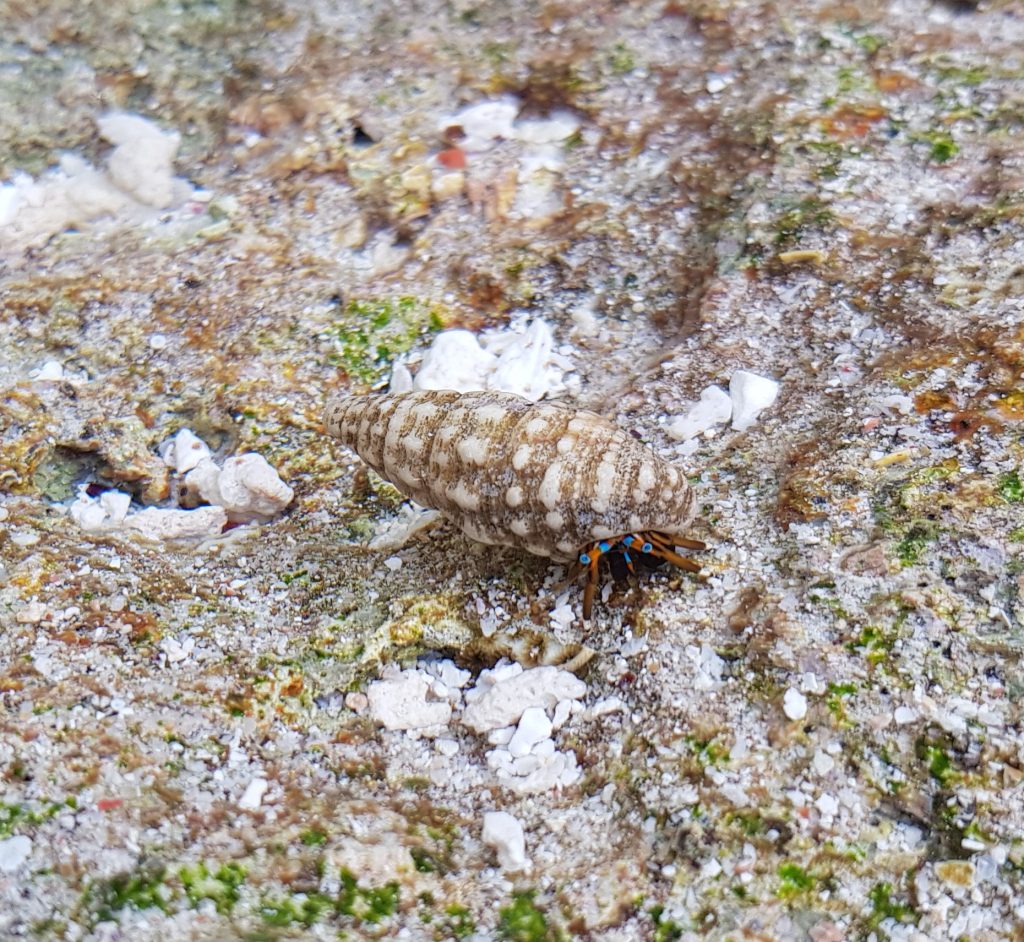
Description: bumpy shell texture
323,390,695,562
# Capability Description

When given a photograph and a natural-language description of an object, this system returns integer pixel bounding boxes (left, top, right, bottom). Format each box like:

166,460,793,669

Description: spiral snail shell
324,389,704,617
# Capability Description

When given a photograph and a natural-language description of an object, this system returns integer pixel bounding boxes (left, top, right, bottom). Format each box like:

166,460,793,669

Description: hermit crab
324,389,704,619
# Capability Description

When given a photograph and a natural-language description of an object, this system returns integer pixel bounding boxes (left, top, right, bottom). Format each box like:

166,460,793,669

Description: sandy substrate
1,1,1023,939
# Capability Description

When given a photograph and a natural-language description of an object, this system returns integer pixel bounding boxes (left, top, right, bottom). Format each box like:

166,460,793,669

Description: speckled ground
1,0,1023,939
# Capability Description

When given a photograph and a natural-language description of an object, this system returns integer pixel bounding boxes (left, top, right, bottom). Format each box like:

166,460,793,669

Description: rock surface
0,1,1022,939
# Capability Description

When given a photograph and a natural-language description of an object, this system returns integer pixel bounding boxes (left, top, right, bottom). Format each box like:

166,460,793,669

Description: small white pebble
815,793,839,816
812,750,835,775
159,635,195,663
16,601,47,624
705,73,731,94
587,696,625,719
487,726,516,746
783,687,807,721
548,601,575,631
344,692,368,714
149,333,168,350
0,835,32,872
879,394,914,415
700,858,722,878
428,679,450,699
442,98,519,152
435,738,460,757
800,672,826,694
383,556,403,571
903,825,925,850
507,706,553,758
238,777,268,810
422,659,472,690
482,810,529,872
531,738,556,758
32,360,64,381
99,490,132,524
551,699,572,731
894,706,918,725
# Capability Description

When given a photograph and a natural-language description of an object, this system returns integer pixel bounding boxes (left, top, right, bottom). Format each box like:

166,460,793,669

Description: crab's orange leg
640,531,704,573
578,542,610,621
672,536,707,551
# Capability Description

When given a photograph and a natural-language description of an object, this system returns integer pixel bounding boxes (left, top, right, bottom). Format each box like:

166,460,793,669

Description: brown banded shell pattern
323,390,695,562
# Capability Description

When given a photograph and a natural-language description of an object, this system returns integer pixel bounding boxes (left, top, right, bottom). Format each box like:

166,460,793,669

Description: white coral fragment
441,97,519,152
507,706,553,758
69,429,290,539
461,664,587,734
367,671,453,731
168,432,293,522
215,454,294,520
160,428,212,474
97,112,182,209
668,385,733,441
482,811,530,872
123,506,228,542
729,370,780,431
512,111,580,145
0,112,202,256
399,318,573,402
412,329,498,393
69,488,133,532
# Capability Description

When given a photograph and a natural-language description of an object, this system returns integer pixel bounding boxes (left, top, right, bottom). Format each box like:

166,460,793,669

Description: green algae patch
772,196,835,247
921,744,955,785
337,868,400,922
497,890,561,942
998,470,1024,504
441,903,476,938
777,862,815,899
868,881,918,929
258,868,399,930
826,682,858,726
648,904,684,941
344,592,477,666
0,798,73,837
31,450,92,502
179,861,246,915
894,522,940,567
81,865,172,925
328,297,446,383
300,828,329,846
914,129,959,163
259,892,333,928
385,594,474,648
